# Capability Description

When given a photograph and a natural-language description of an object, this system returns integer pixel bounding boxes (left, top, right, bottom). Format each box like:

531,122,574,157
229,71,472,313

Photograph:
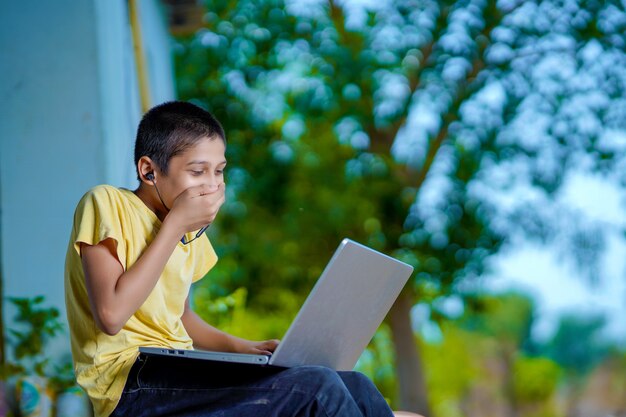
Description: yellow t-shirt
64,185,217,417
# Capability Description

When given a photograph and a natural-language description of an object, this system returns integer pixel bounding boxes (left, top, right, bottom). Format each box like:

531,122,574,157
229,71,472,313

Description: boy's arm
81,184,224,336
181,297,279,355
81,219,183,336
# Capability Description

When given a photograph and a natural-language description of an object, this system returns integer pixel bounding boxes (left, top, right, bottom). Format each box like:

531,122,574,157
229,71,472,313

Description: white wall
94,0,176,187
0,0,176,355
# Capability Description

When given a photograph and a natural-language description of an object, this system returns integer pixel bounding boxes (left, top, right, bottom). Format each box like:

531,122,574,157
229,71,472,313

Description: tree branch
368,6,451,156
410,0,522,191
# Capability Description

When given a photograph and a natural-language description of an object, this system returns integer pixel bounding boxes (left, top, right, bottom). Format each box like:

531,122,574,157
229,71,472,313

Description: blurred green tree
511,356,562,417
175,0,626,413
541,313,611,376
459,292,535,413
431,292,563,417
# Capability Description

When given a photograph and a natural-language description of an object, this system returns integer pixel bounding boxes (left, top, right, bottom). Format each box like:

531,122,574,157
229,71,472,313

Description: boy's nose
205,180,221,192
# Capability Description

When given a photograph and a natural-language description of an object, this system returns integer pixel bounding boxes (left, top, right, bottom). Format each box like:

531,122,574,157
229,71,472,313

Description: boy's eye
191,170,204,176
216,170,224,175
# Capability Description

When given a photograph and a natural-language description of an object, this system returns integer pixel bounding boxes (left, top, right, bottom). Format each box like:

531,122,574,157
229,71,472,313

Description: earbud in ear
146,172,155,181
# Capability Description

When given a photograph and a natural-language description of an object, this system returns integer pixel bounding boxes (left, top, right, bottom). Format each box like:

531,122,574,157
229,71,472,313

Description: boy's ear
137,156,157,184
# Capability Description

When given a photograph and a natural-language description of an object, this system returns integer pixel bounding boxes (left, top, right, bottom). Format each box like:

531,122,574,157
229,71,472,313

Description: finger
207,192,226,211
198,190,225,208
181,184,210,198
204,184,226,199
204,196,225,218
198,185,218,196
195,184,223,196
259,339,280,352
215,183,226,197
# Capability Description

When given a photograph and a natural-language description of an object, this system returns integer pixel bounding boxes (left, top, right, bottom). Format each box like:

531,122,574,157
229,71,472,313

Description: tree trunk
388,291,430,416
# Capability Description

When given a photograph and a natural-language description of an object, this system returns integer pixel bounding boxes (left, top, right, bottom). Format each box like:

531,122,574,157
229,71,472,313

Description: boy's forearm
112,220,183,322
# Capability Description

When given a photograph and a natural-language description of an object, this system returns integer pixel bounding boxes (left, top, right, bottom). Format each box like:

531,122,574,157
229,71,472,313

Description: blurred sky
488,172,626,345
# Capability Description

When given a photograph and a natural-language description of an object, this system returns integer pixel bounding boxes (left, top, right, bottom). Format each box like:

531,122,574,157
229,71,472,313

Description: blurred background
2,0,626,416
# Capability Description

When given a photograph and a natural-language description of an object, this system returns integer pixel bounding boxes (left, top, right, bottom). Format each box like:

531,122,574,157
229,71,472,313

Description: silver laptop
140,238,413,371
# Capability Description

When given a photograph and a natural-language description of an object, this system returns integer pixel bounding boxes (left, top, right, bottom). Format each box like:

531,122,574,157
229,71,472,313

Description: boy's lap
116,357,382,417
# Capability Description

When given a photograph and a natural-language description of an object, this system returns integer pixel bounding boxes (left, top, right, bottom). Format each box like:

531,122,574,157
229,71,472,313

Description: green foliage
192,286,294,341
539,314,612,375
47,356,78,394
176,0,626,299
193,287,248,331
513,356,561,404
3,296,64,378
421,293,568,417
460,292,535,350
354,325,398,405
423,324,482,417
177,0,504,319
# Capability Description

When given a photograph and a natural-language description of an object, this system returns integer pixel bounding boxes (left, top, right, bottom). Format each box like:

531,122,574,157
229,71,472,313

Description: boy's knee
337,370,384,399
338,370,373,387
300,366,343,385
270,366,365,416
286,366,346,394
340,370,369,382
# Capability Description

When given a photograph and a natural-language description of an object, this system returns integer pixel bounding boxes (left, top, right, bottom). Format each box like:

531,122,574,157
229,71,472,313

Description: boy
64,101,395,417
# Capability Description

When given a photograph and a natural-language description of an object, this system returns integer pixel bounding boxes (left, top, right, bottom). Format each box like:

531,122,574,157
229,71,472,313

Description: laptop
140,238,413,371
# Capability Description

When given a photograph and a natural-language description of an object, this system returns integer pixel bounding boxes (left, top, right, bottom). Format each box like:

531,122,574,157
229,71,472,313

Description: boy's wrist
227,334,246,353
160,214,186,242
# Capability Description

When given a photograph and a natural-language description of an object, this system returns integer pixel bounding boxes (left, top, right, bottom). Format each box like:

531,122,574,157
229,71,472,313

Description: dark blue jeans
110,354,394,417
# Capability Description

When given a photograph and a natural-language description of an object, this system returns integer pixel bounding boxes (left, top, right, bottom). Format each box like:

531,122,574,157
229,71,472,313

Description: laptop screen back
269,239,413,370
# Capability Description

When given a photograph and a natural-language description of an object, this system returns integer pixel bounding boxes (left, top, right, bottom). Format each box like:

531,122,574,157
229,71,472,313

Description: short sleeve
191,235,218,283
72,186,127,268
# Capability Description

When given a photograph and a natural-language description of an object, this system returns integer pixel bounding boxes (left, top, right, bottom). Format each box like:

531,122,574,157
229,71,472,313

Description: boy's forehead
176,138,226,162
186,158,227,166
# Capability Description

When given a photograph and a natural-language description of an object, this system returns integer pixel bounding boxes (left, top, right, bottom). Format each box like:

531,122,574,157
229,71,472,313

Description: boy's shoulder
73,185,140,226
82,184,126,199
77,184,132,209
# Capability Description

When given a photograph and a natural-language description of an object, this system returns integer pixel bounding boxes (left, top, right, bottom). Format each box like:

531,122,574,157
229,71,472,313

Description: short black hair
134,101,226,179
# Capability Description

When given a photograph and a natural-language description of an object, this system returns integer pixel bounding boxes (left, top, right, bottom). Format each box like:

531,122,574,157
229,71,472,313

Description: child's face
157,137,226,207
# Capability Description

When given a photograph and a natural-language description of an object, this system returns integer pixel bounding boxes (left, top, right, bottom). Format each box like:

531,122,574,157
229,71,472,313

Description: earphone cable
150,179,171,212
